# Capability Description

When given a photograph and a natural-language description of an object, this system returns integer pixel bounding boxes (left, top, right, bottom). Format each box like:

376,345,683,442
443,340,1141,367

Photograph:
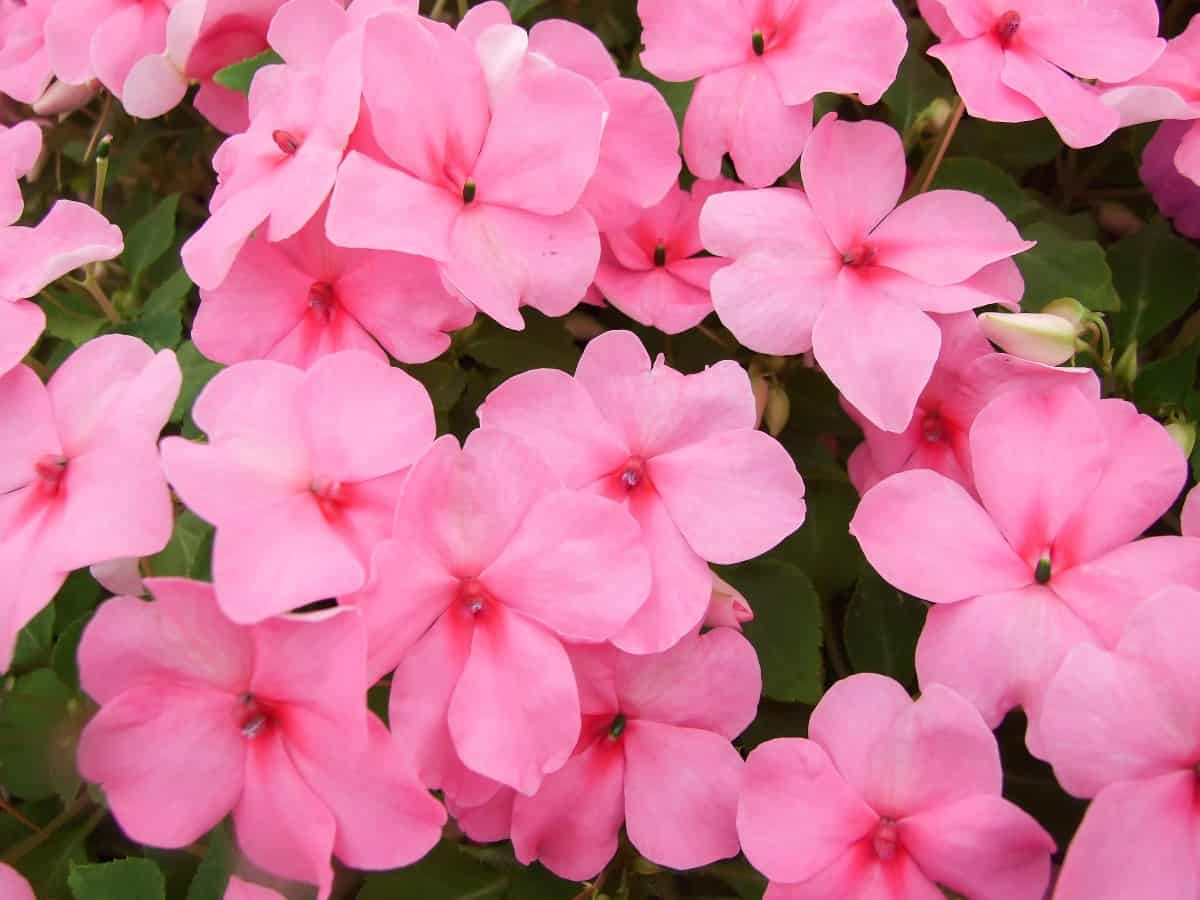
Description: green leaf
772,480,863,596
507,0,550,21
148,510,214,579
705,861,768,900
464,312,580,376
122,194,180,279
52,570,104,626
212,49,283,95
1109,218,1200,346
51,616,90,691
0,670,85,803
129,269,192,350
951,118,1062,172
719,560,824,704
882,34,952,142
1134,342,1200,416
504,865,577,900
403,360,468,413
185,825,234,900
1015,223,1121,312
69,859,166,900
358,842,508,900
930,158,1041,223
172,341,223,425
844,568,927,687
38,289,109,346
12,604,55,671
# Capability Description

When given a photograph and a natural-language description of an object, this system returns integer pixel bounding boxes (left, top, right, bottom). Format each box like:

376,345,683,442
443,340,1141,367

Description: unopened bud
765,383,790,436
751,373,770,427
705,571,753,630
32,78,101,116
978,311,1079,366
913,97,953,145
563,310,605,341
1166,421,1196,458
1040,297,1088,329
1114,341,1138,386
1097,202,1144,236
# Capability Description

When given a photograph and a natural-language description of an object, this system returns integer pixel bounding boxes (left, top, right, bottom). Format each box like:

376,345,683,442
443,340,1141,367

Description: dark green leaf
504,864,577,900
0,670,84,803
704,862,767,900
212,50,283,95
1015,223,1120,312
69,859,166,900
122,194,180,279
844,569,927,687
882,35,952,142
129,269,192,350
1134,342,1200,416
464,312,580,376
772,480,863,596
12,604,55,671
51,617,90,691
185,825,234,900
507,0,550,21
931,158,1041,223
1109,218,1200,345
719,560,823,704
403,360,468,413
951,118,1062,172
172,342,223,425
148,510,214,579
52,570,104,625
38,289,109,346
358,841,509,900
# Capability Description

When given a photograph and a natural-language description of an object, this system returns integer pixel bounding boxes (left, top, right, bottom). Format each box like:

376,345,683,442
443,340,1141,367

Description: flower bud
1096,202,1144,236
33,79,101,116
705,571,753,630
563,310,605,341
1114,341,1138,386
978,311,1079,366
751,373,770,427
1040,297,1088,329
765,383,790,436
1166,421,1196,458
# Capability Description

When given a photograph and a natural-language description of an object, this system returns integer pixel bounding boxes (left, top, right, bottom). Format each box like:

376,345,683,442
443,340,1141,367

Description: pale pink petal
806,673,911,796
1020,3,1165,83
0,301,43,376
638,0,753,82
181,183,273,291
1183,485,1200,537
89,558,145,597
224,878,286,900
0,200,123,301
1119,585,1200,714
122,53,188,119
1000,47,1120,149
267,0,348,65
0,865,34,900
699,186,829,258
0,364,57,492
928,37,1042,123
762,847,944,900
450,787,514,843
527,18,617,81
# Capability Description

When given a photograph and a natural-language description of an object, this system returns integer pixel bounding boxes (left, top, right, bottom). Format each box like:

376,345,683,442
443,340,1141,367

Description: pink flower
160,351,435,624
44,0,171,99
77,578,446,900
1140,119,1200,238
0,0,54,103
594,179,737,334
478,329,806,653
919,0,1164,148
0,863,34,900
1040,586,1200,900
225,878,286,900
0,335,179,672
702,114,1034,432
325,11,608,329
739,674,1054,900
508,628,760,879
638,0,906,187
845,312,1099,494
850,385,1200,751
192,203,474,367
705,570,753,630
1183,484,1199,536
459,2,680,232
0,119,40,223
346,428,651,795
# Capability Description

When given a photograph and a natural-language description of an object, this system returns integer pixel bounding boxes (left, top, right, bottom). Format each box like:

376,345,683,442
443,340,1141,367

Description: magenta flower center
921,410,946,443
995,11,1021,48
459,577,490,616
238,695,270,739
620,456,646,490
272,129,300,155
34,454,67,494
872,817,900,860
308,282,336,322
310,477,346,517
841,242,877,268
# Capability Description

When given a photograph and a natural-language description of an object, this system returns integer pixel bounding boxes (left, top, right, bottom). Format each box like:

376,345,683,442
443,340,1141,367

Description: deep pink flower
192,203,474,367
1040,586,1200,900
346,428,651,795
739,674,1054,900
638,0,906,187
225,878,285,900
326,11,608,329
702,114,1034,432
851,385,1200,752
508,628,760,879
919,0,1164,148
459,2,681,232
0,336,179,672
160,351,435,623
77,579,446,900
0,0,54,103
845,312,1100,494
595,179,737,334
478,329,806,653
0,863,33,900
1140,119,1200,238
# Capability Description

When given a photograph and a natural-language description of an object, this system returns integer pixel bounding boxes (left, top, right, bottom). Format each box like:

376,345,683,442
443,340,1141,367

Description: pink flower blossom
702,114,1034,432
345,428,652,795
44,0,170,99
1140,119,1200,238
478,329,806,653
0,863,34,900
77,578,446,900
160,351,435,623
739,674,1054,900
0,0,54,103
0,335,179,672
326,11,608,329
0,119,40,223
638,0,907,187
594,179,737,334
919,0,1165,148
507,628,760,879
1040,586,1200,900
225,878,286,900
851,385,1200,752
192,203,474,367
845,312,1099,495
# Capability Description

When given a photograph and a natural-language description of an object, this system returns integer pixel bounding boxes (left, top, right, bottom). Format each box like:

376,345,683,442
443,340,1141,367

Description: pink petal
737,738,878,884
1183,485,1200,537
1000,47,1121,149
449,787,514,843
1117,585,1200,716
1052,772,1199,900
122,53,189,119
638,0,753,82
623,720,743,869
763,847,944,900
851,469,1031,603
0,364,57,492
528,18,618,83
449,604,581,795
596,265,714,335
928,37,1042,123
900,795,1054,900
806,673,911,794
511,740,626,880
1020,3,1165,83
0,865,34,900
699,186,828,259
266,0,348,65
0,200,123,300
181,182,273,291
0,301,41,377
224,878,286,900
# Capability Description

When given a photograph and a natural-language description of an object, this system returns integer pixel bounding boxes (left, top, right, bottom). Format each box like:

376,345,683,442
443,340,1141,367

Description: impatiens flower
702,114,1034,432
918,0,1165,148
705,570,753,630
44,0,170,100
161,351,435,623
225,878,286,900
845,313,1099,495
192,204,474,367
77,579,446,900
851,385,1200,751
1040,586,1200,900
478,329,806,653
739,674,1054,900
0,0,54,103
638,0,906,187
458,2,680,232
509,628,761,879
346,428,652,795
0,335,179,672
1140,119,1200,238
0,863,34,900
594,179,737,334
326,11,608,329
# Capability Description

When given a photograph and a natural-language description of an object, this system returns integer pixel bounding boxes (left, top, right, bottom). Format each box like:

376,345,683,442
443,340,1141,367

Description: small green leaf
185,825,234,900
212,50,283,95
0,670,84,803
464,312,580,376
844,568,927,687
359,842,509,900
772,480,863,596
129,269,192,350
122,194,180,279
69,859,166,900
402,360,468,413
931,158,1041,223
1015,223,1121,312
51,616,90,691
719,560,824,704
172,342,223,425
12,604,55,671
951,118,1062,172
1134,343,1200,416
882,27,952,142
1109,218,1200,345
507,0,550,21
148,510,214,579
38,289,109,346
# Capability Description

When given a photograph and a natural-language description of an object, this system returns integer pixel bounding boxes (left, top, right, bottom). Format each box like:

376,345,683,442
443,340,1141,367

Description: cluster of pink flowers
2,1,1200,899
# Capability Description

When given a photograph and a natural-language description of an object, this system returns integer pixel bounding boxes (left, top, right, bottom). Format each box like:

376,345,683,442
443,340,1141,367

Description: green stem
912,97,965,196
1,796,96,865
